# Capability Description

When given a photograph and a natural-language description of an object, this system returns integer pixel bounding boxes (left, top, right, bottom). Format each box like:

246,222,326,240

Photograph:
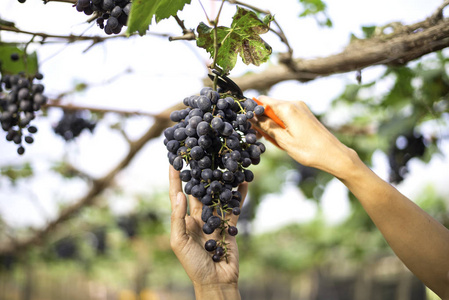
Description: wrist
193,282,241,300
314,144,361,181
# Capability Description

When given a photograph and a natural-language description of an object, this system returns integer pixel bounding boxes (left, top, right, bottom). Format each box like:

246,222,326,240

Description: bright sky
0,0,448,232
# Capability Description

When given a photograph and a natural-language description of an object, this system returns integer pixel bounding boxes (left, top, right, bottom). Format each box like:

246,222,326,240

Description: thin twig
42,0,76,3
198,0,212,24
170,15,196,41
0,25,170,43
0,25,127,43
227,0,270,14
45,101,170,119
173,15,189,34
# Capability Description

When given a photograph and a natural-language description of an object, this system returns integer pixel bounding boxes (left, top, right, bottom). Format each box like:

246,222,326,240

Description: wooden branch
227,16,449,91
0,102,185,255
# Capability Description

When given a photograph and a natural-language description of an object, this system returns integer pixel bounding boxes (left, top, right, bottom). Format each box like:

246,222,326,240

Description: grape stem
211,0,226,90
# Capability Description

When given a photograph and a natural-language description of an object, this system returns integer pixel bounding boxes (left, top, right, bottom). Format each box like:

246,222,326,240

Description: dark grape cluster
388,132,426,184
165,87,266,262
0,55,47,155
53,110,96,141
74,0,132,35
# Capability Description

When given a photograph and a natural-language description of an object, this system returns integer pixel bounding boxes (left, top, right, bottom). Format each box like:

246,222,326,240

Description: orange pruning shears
208,70,286,149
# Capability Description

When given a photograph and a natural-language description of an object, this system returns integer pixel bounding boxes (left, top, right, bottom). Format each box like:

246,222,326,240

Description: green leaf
298,0,326,16
1,163,33,184
196,7,273,73
126,0,162,36
298,0,332,27
155,0,191,23
126,0,191,36
0,44,38,76
361,26,376,39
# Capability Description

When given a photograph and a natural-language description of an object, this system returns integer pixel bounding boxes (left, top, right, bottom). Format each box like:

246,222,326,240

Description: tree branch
0,102,184,255
225,12,449,91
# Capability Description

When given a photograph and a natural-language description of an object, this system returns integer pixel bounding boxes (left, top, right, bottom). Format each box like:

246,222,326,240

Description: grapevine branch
226,12,449,91
0,102,185,255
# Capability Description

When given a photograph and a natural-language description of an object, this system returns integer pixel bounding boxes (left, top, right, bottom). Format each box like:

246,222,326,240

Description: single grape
172,156,183,171
10,53,20,61
203,223,214,234
212,254,221,262
205,239,217,252
228,226,238,236
17,146,25,155
215,246,224,257
232,207,241,215
207,216,221,230
254,105,265,116
201,206,213,222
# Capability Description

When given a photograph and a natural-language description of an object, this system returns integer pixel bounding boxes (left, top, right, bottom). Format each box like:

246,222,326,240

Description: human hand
169,165,247,299
251,96,358,179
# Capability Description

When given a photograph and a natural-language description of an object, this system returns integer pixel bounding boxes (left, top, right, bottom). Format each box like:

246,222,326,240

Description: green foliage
298,0,332,27
239,211,390,279
126,0,191,36
0,43,38,76
196,7,273,73
0,162,33,184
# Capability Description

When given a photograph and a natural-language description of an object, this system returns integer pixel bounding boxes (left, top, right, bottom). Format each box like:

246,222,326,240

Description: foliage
0,162,33,184
126,0,191,35
0,44,38,76
297,0,332,27
197,7,273,73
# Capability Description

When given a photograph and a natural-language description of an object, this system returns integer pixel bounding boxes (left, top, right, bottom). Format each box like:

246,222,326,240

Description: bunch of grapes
0,55,47,155
74,0,132,35
388,132,426,183
164,87,265,262
53,110,96,141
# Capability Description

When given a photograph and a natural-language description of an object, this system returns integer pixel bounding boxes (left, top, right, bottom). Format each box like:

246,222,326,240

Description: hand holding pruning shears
208,70,286,148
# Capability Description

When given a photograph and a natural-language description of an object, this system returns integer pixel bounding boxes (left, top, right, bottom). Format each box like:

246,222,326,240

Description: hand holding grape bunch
169,166,246,299
165,87,266,262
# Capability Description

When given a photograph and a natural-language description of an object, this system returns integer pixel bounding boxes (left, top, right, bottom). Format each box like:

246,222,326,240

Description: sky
0,0,448,232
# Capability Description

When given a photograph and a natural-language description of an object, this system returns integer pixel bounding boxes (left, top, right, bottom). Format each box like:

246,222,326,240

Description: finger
257,96,297,126
170,191,189,250
169,165,183,207
188,193,203,218
169,164,189,249
252,125,284,149
251,115,287,147
229,182,249,227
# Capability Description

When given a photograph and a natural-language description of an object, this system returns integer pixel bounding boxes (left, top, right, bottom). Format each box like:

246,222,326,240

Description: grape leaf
196,7,273,73
0,44,38,76
156,0,191,23
126,0,191,36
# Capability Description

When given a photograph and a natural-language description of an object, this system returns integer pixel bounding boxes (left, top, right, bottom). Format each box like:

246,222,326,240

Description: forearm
193,283,241,300
339,151,449,298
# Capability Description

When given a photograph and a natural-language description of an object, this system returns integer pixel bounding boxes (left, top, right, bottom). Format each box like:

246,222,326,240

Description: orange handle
252,97,286,129
251,97,285,150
